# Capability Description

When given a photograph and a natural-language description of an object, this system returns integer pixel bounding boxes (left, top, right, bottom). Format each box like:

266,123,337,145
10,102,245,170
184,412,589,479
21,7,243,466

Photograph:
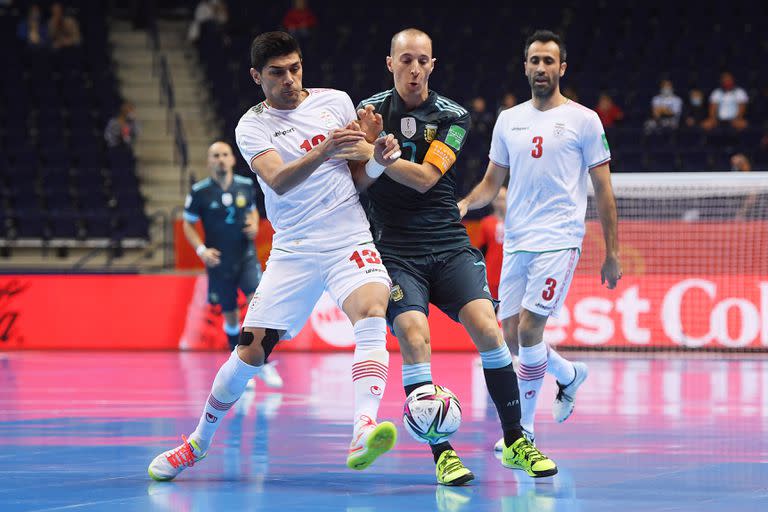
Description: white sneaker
553,361,588,423
148,436,206,481
255,361,284,389
493,427,535,452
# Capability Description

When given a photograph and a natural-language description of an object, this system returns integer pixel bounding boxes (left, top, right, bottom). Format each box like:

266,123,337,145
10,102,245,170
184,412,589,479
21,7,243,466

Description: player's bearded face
525,41,565,98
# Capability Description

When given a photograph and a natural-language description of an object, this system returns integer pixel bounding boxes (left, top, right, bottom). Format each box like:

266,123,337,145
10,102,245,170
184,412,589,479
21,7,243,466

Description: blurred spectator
683,88,708,128
644,79,683,133
596,93,624,128
188,0,228,42
702,72,749,131
562,86,579,103
469,96,494,140
282,0,317,37
17,4,48,49
48,2,81,49
104,102,139,149
475,186,507,298
730,153,758,219
496,92,517,117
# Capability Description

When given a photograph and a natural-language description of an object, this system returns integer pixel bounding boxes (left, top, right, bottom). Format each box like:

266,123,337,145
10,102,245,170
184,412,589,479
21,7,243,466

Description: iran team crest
553,122,566,137
401,117,417,139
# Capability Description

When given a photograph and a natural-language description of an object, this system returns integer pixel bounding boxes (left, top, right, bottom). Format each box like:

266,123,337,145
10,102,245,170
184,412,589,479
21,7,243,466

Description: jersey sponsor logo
601,133,610,151
510,126,530,131
221,193,233,206
445,125,466,151
390,284,404,302
401,117,417,139
236,194,247,208
553,122,566,137
273,127,296,137
424,123,437,143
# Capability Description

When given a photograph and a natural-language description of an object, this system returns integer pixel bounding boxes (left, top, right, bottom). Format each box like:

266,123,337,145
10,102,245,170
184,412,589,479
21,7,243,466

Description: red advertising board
1,274,766,351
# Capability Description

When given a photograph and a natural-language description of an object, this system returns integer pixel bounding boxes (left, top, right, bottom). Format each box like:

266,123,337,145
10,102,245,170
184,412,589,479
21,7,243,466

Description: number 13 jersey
489,99,611,253
235,88,371,252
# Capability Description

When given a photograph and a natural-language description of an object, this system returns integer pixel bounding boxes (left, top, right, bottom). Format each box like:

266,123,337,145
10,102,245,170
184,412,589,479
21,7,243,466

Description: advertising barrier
1,274,766,351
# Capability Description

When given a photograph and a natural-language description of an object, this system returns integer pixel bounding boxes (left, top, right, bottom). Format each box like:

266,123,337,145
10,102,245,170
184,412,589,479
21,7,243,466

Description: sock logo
370,385,382,396
525,390,536,399
206,412,218,423
506,400,520,407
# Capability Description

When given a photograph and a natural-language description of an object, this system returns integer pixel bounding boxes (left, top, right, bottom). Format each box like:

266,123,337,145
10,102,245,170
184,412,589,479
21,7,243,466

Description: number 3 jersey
489,100,611,253
235,88,372,252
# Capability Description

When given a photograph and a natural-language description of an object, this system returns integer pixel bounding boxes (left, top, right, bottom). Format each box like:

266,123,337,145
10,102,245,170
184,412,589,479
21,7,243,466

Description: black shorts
382,246,495,329
207,256,262,311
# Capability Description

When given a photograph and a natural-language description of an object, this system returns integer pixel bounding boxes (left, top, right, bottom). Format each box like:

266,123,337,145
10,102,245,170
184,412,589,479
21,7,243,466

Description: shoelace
439,453,465,474
165,435,198,469
517,440,546,463
555,383,574,403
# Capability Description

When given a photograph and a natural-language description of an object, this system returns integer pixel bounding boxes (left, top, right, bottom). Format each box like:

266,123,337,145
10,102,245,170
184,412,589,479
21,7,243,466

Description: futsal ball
402,384,462,444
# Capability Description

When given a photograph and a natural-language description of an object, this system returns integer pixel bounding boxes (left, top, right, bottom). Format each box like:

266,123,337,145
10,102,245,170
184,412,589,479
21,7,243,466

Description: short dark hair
250,31,302,70
524,29,566,63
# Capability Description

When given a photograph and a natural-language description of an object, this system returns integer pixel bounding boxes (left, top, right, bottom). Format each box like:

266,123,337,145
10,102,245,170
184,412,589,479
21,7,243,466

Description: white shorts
243,242,391,339
497,248,580,320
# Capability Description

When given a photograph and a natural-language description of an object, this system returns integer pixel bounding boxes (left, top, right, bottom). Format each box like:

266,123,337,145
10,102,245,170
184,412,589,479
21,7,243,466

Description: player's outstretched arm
457,161,508,219
589,163,622,289
251,128,366,195
383,158,443,194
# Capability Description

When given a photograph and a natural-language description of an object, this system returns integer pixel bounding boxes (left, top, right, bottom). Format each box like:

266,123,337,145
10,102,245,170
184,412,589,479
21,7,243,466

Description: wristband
196,244,207,257
365,159,386,179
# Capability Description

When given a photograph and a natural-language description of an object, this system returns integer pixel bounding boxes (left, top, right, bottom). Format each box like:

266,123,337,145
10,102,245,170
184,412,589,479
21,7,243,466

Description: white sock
517,342,548,434
351,317,388,431
190,349,260,451
546,346,576,385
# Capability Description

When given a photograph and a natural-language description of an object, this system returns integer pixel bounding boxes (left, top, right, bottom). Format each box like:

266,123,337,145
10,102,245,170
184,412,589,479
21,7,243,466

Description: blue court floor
1,351,767,511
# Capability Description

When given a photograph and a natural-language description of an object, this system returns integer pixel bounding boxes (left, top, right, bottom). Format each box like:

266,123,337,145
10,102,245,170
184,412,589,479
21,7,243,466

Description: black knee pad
238,328,280,361
238,329,255,346
261,328,280,361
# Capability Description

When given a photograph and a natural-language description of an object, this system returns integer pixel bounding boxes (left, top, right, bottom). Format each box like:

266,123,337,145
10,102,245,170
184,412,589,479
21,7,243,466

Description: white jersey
235,88,371,252
489,99,611,253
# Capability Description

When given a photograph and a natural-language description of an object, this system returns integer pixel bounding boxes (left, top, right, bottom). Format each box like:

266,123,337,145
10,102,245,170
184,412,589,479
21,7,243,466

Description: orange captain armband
423,140,457,175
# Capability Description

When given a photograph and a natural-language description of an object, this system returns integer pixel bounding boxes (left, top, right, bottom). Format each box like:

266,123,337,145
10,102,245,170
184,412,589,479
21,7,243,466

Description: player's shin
480,345,524,445
190,348,260,452
351,317,389,425
402,362,456,461
517,342,548,435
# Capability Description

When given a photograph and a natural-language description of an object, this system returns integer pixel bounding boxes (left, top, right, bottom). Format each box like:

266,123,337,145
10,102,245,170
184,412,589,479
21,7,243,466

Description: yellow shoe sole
346,421,397,470
502,459,558,478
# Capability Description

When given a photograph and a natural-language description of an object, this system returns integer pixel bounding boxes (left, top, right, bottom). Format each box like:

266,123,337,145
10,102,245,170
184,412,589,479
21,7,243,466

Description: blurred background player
476,185,507,300
459,30,621,448
149,31,401,481
183,141,283,388
356,28,557,482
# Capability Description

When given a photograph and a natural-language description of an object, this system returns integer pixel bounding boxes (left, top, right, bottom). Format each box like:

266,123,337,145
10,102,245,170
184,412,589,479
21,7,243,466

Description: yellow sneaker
436,449,475,486
501,437,557,478
346,416,397,470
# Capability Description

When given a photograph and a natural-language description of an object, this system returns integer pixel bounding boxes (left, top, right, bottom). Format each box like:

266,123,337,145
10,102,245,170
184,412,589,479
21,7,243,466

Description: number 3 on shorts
349,249,382,269
542,277,557,301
